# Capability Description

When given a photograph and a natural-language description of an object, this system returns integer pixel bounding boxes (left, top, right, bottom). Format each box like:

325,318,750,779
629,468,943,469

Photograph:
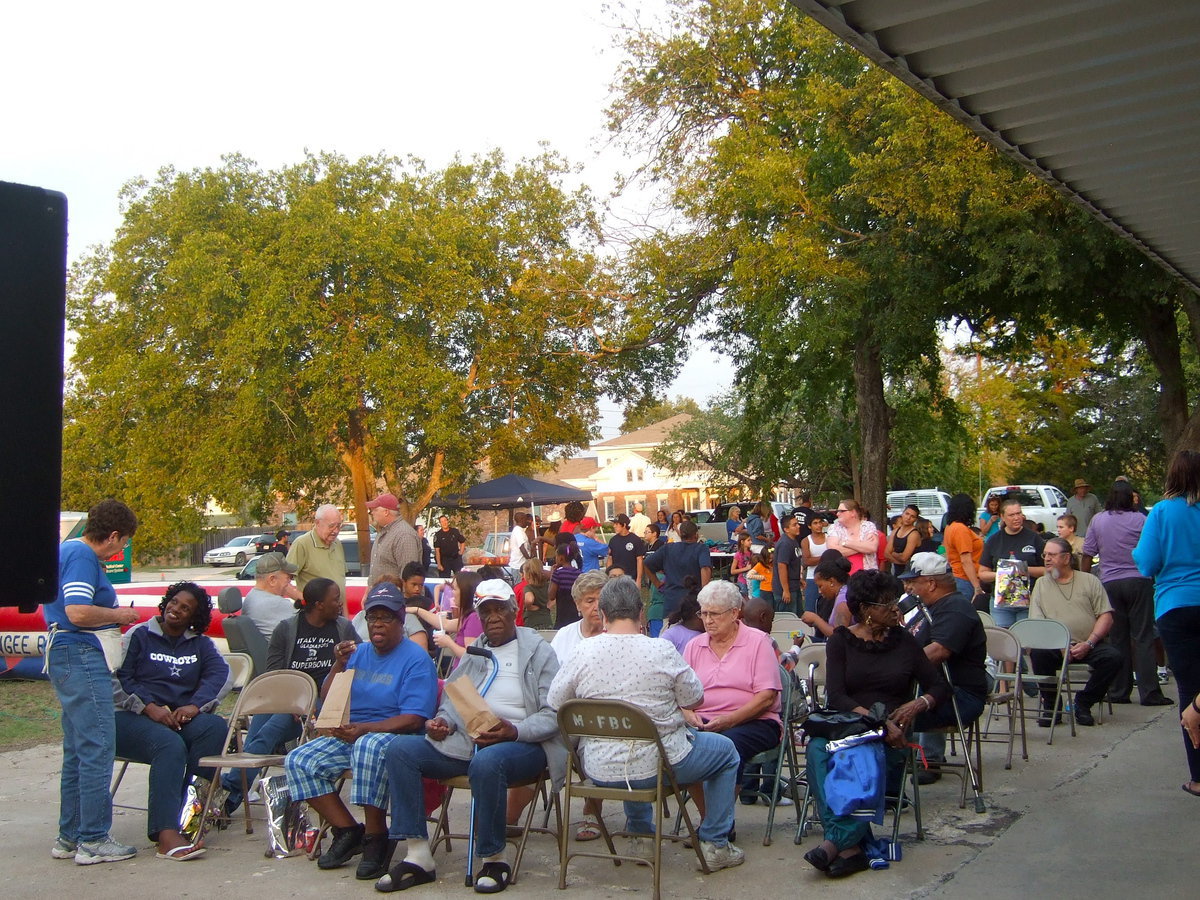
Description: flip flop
156,843,206,861
375,860,437,893
1182,783,1200,797
575,814,601,842
473,861,512,894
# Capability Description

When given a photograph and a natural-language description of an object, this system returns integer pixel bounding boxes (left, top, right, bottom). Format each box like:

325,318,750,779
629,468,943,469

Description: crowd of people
41,450,1200,888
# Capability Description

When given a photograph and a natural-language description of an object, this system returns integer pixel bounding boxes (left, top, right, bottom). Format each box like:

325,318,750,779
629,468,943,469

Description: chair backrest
218,586,244,614
793,643,827,685
222,615,270,678
984,626,1021,666
558,698,663,744
232,669,319,721
977,610,996,629
1010,618,1071,653
224,652,254,689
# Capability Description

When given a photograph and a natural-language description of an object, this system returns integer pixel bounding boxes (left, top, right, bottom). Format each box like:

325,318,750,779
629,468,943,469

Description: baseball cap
474,578,517,610
363,581,405,614
365,492,400,511
898,552,950,579
578,516,600,531
611,513,631,527
257,552,298,576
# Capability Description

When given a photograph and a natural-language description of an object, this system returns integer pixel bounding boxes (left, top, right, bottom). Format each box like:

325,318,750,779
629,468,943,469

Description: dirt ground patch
0,679,60,751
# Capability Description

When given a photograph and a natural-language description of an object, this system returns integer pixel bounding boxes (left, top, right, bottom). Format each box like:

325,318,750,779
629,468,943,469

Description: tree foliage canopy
64,150,648,556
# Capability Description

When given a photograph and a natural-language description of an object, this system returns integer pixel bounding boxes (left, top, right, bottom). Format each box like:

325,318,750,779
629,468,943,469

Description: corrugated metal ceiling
789,0,1200,294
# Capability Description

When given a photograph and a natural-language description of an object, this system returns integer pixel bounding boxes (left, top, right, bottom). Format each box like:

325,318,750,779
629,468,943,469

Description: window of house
604,498,616,521
626,469,634,482
626,496,644,516
636,468,644,482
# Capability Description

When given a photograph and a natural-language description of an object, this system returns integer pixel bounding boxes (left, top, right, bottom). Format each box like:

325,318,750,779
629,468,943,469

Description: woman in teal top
1133,449,1200,796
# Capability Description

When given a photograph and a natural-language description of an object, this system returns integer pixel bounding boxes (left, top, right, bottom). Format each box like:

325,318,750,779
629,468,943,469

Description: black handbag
800,701,887,741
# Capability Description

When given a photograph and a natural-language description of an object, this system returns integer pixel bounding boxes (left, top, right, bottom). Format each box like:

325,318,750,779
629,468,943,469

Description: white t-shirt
509,526,532,568
550,621,585,664
547,633,702,777
484,639,526,723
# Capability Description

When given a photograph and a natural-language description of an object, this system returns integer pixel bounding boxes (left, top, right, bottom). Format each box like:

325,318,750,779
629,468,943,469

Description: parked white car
977,484,1068,532
203,535,259,567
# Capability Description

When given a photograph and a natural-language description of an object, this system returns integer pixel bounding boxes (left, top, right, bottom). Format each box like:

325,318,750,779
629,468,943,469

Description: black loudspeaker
0,181,67,612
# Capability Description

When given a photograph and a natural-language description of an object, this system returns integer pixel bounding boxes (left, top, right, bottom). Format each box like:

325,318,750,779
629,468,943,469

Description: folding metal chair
982,626,1029,769
739,665,803,845
429,769,560,886
1007,618,1076,744
556,699,711,900
196,669,318,838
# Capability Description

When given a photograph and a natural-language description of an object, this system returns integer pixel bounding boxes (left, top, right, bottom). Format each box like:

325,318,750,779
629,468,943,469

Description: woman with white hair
682,581,782,800
547,576,745,872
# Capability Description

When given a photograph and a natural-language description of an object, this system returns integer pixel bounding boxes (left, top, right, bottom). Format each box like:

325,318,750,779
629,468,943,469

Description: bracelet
920,695,931,711
1191,697,1200,715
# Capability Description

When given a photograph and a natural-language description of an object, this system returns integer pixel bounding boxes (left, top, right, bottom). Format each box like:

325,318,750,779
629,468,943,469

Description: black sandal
375,860,437,893
473,861,512,894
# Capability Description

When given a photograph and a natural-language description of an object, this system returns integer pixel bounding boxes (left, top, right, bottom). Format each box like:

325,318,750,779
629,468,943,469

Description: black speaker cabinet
0,181,67,612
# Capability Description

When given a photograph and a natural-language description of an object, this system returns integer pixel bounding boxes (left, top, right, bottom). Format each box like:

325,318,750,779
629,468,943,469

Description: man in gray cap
900,552,989,784
242,552,299,638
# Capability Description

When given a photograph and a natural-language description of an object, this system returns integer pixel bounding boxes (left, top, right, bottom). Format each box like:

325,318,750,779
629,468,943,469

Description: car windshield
988,489,1044,508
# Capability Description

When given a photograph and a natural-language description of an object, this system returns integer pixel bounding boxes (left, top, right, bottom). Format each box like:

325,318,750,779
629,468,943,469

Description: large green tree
608,0,1078,521
64,151,647,557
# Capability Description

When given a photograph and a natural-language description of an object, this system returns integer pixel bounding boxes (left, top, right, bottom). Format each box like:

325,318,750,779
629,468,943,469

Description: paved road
1,693,1193,899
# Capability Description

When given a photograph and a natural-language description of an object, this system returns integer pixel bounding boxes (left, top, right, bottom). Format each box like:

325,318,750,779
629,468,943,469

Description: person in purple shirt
1083,481,1172,706
659,594,705,654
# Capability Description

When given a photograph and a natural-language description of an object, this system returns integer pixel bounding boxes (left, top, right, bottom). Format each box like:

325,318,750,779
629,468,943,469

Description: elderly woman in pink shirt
682,581,782,795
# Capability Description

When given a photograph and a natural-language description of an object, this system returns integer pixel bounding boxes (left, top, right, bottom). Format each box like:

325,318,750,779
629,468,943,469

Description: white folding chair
983,626,1029,769
1007,619,1075,744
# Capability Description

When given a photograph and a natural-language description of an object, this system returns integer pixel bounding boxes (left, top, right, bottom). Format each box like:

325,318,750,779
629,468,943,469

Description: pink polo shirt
683,623,781,724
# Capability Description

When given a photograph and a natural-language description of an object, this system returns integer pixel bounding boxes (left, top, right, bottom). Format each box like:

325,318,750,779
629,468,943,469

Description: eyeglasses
861,599,900,609
835,508,850,514
364,611,398,623
698,608,735,619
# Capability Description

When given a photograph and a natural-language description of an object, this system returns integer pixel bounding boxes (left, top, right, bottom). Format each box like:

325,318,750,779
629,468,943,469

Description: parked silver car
203,534,258,567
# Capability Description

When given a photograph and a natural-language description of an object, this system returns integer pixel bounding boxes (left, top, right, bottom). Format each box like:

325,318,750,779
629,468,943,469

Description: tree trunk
852,333,892,526
1137,297,1190,453
341,407,374,566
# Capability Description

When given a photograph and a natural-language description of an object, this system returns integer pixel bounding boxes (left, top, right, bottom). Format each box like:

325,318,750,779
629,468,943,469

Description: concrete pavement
0,696,1194,899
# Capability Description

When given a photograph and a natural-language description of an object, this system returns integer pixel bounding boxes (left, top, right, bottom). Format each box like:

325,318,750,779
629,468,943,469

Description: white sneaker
51,837,77,859
1158,667,1171,684
75,836,137,865
699,840,745,872
775,796,795,807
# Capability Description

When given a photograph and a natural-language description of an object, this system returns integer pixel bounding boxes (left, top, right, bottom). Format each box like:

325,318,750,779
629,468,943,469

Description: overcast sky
3,0,724,436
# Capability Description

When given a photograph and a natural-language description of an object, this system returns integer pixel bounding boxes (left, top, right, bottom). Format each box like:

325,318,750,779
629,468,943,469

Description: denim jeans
221,713,302,801
593,730,738,846
991,605,1029,628
804,580,820,614
49,641,117,843
114,710,228,840
385,735,546,859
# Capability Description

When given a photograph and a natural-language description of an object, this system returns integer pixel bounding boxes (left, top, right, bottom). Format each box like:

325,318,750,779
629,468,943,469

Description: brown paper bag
444,676,502,739
314,670,354,733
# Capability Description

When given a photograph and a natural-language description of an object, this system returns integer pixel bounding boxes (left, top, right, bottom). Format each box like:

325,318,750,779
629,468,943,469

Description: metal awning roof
789,0,1200,294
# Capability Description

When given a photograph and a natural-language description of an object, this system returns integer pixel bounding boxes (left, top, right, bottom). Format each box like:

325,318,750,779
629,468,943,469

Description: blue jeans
385,735,546,859
114,710,228,840
221,713,302,801
804,580,820,614
954,577,975,601
991,605,1029,628
49,641,117,843
594,730,738,846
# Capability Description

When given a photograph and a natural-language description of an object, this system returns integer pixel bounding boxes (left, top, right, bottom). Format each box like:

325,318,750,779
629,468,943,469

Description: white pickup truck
977,484,1068,532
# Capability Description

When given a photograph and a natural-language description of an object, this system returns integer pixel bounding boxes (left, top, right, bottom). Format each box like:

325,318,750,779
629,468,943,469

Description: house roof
541,456,601,486
592,414,693,449
790,0,1200,295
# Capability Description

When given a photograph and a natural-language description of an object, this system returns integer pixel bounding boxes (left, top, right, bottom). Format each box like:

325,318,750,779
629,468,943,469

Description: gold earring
866,616,873,625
